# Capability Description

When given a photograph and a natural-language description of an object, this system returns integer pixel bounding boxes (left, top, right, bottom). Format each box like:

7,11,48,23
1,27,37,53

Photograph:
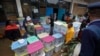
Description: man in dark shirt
79,2,100,56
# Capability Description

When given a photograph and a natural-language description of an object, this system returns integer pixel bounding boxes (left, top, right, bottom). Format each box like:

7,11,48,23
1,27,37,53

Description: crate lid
27,41,44,54
73,22,81,27
11,39,27,50
42,36,55,43
52,33,63,38
27,36,39,44
54,21,62,25
62,23,68,27
38,33,49,39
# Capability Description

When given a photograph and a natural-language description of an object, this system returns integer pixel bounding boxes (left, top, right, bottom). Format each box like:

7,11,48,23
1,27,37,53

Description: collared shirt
86,19,100,27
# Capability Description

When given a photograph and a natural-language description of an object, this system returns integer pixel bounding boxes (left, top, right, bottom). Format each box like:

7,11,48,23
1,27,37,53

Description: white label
33,9,39,13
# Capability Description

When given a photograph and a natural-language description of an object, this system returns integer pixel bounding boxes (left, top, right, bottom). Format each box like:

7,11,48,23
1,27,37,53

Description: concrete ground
0,38,14,56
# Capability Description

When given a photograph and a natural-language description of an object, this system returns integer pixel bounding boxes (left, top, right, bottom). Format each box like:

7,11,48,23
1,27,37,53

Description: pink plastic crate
35,27,44,34
27,41,44,56
42,36,55,49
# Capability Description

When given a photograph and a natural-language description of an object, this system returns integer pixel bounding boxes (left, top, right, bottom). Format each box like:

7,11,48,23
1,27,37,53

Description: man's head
88,2,100,21
68,23,73,28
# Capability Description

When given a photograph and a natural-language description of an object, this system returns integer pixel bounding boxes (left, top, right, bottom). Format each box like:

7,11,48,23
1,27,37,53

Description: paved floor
0,38,62,56
0,38,14,56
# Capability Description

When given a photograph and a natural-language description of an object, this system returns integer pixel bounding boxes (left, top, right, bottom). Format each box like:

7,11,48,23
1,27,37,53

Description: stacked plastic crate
52,33,64,52
34,24,44,34
11,39,28,56
27,41,44,56
27,36,45,56
54,21,63,33
60,23,68,35
42,24,50,33
42,36,55,56
38,33,55,56
73,22,81,38
40,16,47,25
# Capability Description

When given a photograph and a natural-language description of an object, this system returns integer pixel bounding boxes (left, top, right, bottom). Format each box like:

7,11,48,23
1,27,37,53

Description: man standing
80,2,100,56
49,14,54,35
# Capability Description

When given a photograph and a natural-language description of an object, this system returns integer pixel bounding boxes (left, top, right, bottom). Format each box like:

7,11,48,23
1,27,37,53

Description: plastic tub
42,36,55,49
35,27,44,34
42,24,50,33
11,39,28,55
52,33,64,45
27,41,44,56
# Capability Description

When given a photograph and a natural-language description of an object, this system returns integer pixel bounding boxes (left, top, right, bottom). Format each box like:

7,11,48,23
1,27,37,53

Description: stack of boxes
27,41,44,56
53,33,64,52
40,16,47,25
54,21,68,34
38,33,55,56
11,19,69,56
42,24,50,33
54,21,63,33
34,24,44,34
60,23,68,35
27,36,45,56
73,22,81,38
42,36,55,56
11,39,28,56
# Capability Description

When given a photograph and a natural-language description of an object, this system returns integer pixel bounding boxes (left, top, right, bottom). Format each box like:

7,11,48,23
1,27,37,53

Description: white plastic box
11,39,28,56
42,24,50,33
60,23,68,35
52,33,64,45
73,22,81,38
73,22,81,32
54,21,63,33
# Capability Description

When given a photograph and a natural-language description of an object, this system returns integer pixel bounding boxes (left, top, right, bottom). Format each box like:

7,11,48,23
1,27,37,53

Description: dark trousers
5,29,21,41
50,26,54,35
